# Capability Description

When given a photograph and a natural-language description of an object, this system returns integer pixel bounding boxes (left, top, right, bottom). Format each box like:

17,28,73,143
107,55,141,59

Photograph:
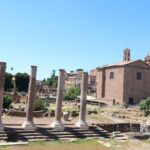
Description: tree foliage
45,70,58,88
4,73,13,91
4,72,30,92
3,95,12,109
140,97,150,112
64,87,80,100
15,73,29,92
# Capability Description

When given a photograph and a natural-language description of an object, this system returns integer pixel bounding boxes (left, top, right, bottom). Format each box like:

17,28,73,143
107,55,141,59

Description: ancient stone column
76,72,89,129
50,69,65,131
101,68,106,98
0,62,6,131
22,66,37,130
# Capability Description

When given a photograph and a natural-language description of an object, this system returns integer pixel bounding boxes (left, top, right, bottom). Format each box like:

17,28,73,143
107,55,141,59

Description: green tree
140,97,150,115
15,73,29,91
46,70,58,88
64,87,80,100
3,95,12,109
4,73,13,91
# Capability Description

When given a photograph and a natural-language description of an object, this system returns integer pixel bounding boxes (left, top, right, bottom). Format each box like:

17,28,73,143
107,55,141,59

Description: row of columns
50,69,89,130
0,62,89,131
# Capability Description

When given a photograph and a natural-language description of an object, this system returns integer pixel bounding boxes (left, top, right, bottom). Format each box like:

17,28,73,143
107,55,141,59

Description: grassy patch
89,114,113,123
62,105,78,112
1,139,150,150
0,139,110,150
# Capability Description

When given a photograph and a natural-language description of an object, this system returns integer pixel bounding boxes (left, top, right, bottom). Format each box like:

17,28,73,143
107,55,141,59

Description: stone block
22,121,36,130
50,121,64,131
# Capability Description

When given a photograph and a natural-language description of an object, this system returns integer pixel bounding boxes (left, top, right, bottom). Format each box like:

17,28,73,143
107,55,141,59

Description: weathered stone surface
76,72,89,129
63,112,70,121
50,69,65,131
50,120,64,131
7,110,45,117
23,66,37,130
142,121,150,135
0,62,6,131
22,121,36,130
76,120,89,129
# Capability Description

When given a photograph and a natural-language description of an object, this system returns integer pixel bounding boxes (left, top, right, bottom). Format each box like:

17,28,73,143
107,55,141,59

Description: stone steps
18,133,104,138
17,132,109,140
3,126,111,142
0,131,7,141
17,131,103,136
111,131,128,140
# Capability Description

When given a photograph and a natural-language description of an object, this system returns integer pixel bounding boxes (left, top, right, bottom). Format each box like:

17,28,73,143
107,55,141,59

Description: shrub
64,87,80,100
140,97,150,116
3,95,12,109
34,99,46,111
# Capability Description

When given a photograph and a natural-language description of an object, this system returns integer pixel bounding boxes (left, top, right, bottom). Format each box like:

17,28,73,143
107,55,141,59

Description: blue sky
0,0,150,79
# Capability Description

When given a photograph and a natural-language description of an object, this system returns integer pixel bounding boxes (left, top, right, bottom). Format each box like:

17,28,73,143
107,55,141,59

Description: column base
0,121,4,131
50,120,64,131
75,120,89,129
22,121,36,130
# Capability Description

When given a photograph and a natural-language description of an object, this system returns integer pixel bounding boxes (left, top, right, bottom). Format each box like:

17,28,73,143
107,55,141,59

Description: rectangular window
136,72,142,80
110,72,114,79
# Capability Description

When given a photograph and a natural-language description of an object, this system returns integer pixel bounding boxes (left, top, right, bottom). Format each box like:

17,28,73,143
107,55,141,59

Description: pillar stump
22,66,37,130
0,62,6,131
76,72,89,129
50,69,65,131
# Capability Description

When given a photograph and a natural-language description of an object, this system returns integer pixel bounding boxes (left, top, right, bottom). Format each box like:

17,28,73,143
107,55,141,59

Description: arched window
136,72,142,80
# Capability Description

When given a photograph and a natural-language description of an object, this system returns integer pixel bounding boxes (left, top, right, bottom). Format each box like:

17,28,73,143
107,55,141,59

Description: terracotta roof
97,59,142,69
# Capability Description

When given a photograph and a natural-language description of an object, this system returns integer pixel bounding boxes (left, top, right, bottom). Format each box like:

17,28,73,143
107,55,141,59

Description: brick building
96,49,150,105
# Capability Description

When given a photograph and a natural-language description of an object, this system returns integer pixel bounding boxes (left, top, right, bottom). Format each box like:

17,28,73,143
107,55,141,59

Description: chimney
123,48,130,62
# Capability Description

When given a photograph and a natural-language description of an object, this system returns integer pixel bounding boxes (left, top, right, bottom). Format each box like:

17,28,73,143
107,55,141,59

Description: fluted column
0,62,6,131
22,66,37,130
50,69,65,131
76,72,89,129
